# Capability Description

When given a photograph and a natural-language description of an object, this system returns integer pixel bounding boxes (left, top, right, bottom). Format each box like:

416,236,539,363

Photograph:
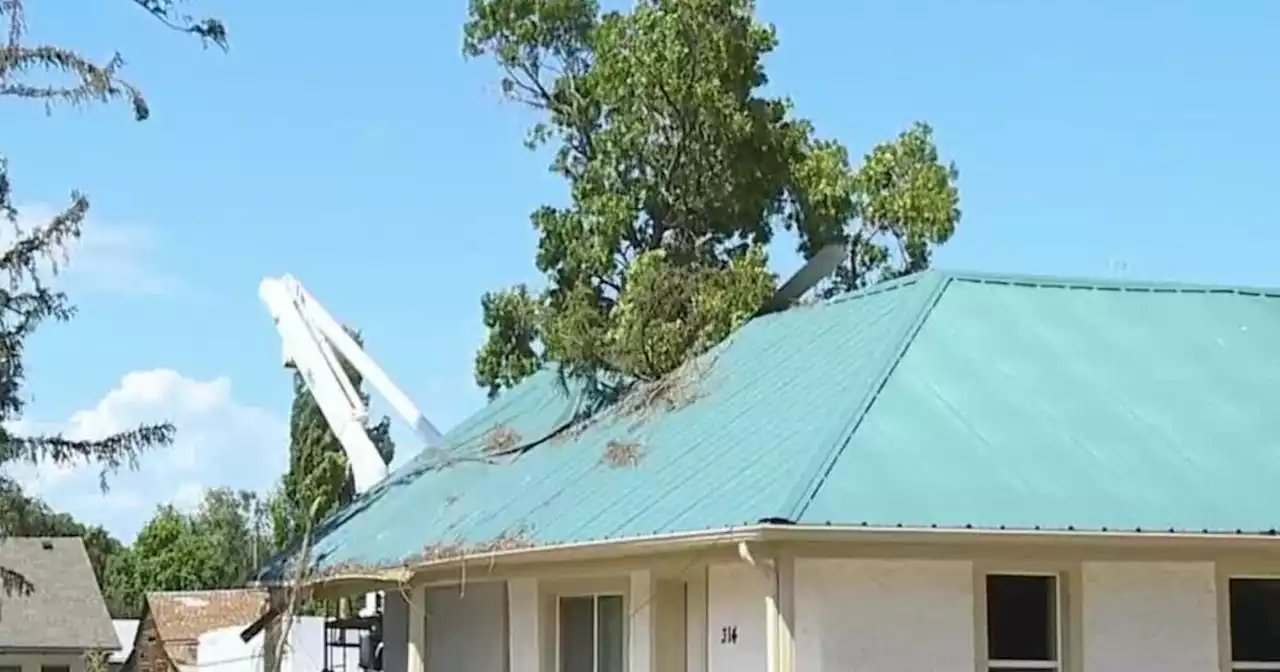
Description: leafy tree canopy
466,0,960,398
104,488,272,618
0,0,225,596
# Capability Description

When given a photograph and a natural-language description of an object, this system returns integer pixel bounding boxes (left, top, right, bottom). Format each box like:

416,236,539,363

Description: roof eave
262,523,1280,591
253,526,762,589
760,523,1280,550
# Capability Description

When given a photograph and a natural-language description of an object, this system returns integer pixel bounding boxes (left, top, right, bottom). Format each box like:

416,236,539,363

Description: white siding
1082,561,1219,672
795,558,974,672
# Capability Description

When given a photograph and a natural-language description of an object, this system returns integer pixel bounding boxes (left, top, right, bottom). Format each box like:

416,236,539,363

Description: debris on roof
616,354,717,418
258,270,1280,582
601,440,643,469
483,425,522,454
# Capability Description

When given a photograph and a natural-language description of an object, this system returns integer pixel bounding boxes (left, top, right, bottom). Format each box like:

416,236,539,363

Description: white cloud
4,369,287,541
6,203,179,296
171,483,207,514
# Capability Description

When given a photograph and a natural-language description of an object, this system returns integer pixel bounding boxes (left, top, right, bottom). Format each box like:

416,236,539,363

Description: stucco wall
382,557,1230,672
425,582,508,672
706,563,767,672
380,581,508,672
382,590,409,672
782,558,1222,672
794,558,975,672
1081,561,1219,672
0,652,88,672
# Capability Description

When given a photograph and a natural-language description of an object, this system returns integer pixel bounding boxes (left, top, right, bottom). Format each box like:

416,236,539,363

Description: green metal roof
260,270,1280,578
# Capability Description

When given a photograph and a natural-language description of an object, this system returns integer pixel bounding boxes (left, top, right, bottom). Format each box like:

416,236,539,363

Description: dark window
41,666,71,672
1230,578,1280,668
986,574,1059,671
558,594,624,672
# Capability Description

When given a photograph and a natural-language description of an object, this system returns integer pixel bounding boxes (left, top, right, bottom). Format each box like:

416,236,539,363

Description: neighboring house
121,590,267,672
108,622,138,672
257,269,1280,672
0,538,120,672
199,617,337,672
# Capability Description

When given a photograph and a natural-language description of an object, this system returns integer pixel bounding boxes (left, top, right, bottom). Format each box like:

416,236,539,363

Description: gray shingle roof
0,537,120,650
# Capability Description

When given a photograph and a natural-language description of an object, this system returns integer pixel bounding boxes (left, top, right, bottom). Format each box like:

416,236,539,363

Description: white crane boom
259,274,445,621
258,274,444,494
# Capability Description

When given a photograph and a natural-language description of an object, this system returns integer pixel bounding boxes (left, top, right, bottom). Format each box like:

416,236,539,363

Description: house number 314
719,626,738,644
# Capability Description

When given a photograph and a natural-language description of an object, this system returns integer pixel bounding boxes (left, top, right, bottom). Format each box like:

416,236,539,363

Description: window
558,593,624,672
41,666,71,672
985,574,1061,672
1230,578,1280,670
0,666,21,672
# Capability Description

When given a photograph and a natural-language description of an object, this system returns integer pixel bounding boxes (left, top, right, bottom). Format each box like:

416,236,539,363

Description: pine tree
0,0,225,596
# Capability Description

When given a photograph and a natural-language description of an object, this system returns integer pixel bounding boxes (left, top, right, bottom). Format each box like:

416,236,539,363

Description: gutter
756,523,1280,548
256,521,1280,591
240,525,759,642
251,526,760,589
240,521,1280,642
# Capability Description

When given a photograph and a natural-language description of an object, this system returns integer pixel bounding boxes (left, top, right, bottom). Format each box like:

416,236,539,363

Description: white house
110,621,139,672
255,270,1280,672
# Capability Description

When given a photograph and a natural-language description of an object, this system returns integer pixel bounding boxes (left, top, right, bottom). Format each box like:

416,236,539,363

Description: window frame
978,568,1069,672
1224,573,1280,672
554,590,628,672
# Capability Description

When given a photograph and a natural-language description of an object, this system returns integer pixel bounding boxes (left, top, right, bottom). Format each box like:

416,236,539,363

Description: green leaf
465,0,961,394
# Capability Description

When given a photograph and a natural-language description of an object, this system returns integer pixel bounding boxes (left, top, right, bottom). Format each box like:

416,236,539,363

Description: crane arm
258,274,443,494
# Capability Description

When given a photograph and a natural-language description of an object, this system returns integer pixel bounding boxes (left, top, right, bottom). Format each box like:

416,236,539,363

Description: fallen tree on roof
465,0,962,400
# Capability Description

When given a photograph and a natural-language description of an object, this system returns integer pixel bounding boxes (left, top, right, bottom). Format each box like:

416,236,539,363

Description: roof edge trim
254,526,762,588
942,269,1280,297
760,524,1280,548
815,268,942,309
260,523,1280,590
781,272,953,521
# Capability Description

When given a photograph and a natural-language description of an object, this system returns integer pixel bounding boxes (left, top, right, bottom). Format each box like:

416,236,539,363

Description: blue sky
5,0,1279,541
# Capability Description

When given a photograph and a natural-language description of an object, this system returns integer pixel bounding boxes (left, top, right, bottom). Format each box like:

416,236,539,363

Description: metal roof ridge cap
781,273,954,522
939,269,1280,297
818,268,942,308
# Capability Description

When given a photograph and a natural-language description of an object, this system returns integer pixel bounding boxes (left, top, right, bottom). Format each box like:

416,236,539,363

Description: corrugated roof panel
264,270,1280,581
800,276,1280,532
294,274,938,574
